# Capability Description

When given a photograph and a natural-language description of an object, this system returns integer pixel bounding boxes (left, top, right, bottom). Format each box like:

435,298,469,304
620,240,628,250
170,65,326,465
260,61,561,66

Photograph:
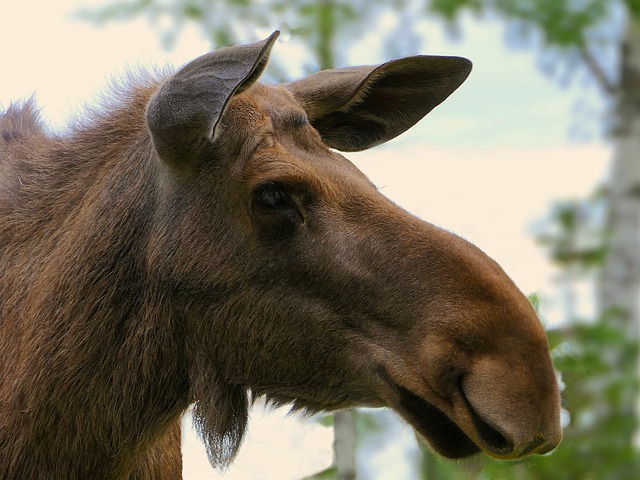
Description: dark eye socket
253,183,293,209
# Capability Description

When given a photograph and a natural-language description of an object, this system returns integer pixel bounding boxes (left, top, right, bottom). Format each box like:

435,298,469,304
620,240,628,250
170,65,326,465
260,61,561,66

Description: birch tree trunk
597,11,640,444
598,13,640,337
333,410,357,480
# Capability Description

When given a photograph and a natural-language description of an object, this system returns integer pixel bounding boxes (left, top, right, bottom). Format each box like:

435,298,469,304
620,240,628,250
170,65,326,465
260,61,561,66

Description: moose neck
0,100,190,477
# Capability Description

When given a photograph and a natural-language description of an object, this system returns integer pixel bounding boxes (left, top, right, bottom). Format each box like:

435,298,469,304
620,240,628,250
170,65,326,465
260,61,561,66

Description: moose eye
253,183,293,209
252,183,304,238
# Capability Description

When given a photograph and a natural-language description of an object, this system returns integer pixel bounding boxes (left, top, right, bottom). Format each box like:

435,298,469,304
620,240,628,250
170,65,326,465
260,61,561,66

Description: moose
0,31,562,479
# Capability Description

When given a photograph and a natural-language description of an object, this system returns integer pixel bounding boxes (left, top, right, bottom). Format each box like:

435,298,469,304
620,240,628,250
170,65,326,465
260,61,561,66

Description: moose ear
146,31,279,164
286,55,472,151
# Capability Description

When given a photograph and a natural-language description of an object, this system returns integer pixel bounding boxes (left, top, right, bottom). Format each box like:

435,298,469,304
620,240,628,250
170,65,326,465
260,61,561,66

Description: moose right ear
286,55,472,152
146,31,279,164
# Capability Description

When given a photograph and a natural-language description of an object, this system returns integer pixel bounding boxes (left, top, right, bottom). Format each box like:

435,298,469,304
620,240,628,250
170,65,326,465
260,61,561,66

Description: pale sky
0,1,611,478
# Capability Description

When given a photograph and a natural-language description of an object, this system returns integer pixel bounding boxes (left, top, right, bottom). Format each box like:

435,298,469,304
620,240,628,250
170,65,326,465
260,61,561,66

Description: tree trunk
333,410,357,480
316,0,336,69
597,10,640,444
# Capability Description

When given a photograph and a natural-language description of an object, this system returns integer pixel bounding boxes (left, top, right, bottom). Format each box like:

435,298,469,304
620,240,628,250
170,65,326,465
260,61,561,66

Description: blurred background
1,0,638,479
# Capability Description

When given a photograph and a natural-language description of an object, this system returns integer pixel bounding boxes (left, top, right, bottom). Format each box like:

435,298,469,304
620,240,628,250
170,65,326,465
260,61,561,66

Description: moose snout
522,414,563,456
489,427,561,460
496,426,562,460
457,392,561,460
460,355,563,460
520,434,554,456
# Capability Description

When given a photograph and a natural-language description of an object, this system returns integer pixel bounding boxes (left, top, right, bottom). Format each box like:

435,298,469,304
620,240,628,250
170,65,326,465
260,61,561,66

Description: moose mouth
391,383,510,459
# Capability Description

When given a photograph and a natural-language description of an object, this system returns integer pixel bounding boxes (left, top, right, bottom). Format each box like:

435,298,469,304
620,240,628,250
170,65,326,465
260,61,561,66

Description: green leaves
479,315,639,480
75,0,153,23
77,0,385,71
496,0,609,48
428,0,479,21
428,0,612,48
535,195,608,270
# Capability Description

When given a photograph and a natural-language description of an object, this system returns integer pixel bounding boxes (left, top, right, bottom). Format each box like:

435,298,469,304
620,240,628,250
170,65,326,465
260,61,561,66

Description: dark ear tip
416,55,472,77
399,55,472,90
263,30,280,46
380,54,472,80
248,30,279,63
454,56,473,73
447,56,473,85
450,56,473,78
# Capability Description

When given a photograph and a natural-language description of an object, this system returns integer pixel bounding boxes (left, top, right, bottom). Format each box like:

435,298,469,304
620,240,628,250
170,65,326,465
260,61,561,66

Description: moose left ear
286,55,472,152
147,31,279,164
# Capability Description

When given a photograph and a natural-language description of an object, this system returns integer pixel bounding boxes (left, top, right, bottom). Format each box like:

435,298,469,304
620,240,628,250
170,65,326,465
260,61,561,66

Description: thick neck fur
0,86,190,478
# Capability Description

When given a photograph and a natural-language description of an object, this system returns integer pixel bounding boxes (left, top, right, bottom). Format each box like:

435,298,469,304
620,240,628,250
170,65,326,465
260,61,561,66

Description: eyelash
253,183,293,209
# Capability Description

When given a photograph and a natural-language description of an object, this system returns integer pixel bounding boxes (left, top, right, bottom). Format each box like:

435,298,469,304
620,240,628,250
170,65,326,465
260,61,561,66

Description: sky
0,1,612,478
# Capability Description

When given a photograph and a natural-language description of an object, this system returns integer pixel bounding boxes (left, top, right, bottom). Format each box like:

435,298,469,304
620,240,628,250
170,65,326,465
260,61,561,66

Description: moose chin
0,31,561,479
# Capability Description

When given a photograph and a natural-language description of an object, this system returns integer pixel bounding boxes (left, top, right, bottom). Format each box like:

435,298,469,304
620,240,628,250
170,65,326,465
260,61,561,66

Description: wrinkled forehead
220,84,376,193
223,84,308,132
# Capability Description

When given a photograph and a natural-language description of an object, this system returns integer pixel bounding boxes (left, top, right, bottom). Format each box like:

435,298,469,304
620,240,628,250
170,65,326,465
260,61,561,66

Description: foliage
77,0,389,70
474,196,640,480
303,464,338,480
78,0,628,92
397,198,639,480
535,193,608,271
478,319,640,480
430,0,611,47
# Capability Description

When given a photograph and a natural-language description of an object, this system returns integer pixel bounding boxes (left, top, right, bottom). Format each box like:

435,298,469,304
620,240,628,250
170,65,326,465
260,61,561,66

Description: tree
429,0,640,360
481,198,640,479
78,0,387,71
80,1,639,478
430,3,640,478
432,4,640,478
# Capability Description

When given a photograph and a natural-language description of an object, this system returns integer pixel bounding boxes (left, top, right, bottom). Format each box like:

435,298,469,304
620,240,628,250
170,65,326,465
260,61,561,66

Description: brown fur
0,34,561,479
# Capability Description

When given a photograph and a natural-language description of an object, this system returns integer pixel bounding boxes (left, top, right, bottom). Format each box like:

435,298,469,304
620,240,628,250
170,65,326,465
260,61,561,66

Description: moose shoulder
0,31,561,479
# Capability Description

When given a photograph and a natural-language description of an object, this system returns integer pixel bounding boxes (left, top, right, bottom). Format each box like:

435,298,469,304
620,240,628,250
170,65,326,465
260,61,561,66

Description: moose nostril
519,435,546,456
475,416,510,452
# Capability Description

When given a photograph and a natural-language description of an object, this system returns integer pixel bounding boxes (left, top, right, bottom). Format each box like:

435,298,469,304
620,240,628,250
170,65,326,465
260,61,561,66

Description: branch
578,47,618,95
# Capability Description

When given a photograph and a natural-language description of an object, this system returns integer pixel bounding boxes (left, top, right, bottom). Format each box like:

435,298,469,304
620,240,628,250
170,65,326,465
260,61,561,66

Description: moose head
0,31,562,478
146,31,562,465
